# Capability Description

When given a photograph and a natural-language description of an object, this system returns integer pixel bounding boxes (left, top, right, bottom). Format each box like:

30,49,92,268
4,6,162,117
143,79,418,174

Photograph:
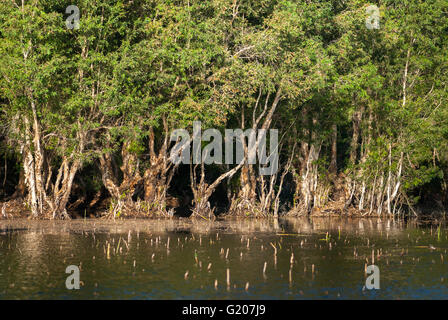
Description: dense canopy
0,0,447,218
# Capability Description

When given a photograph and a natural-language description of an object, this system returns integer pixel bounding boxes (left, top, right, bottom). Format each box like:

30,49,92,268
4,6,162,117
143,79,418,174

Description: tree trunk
349,106,364,164
11,169,26,199
143,126,170,209
22,116,39,217
329,124,337,176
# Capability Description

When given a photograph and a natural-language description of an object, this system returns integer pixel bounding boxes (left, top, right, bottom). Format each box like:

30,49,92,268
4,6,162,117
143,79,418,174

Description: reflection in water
0,218,447,299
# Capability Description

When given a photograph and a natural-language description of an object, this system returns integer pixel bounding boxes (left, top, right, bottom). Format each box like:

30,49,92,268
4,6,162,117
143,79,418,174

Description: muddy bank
0,198,380,220
1,197,445,220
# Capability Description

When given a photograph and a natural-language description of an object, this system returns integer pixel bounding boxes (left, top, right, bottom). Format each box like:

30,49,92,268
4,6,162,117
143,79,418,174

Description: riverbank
1,197,446,220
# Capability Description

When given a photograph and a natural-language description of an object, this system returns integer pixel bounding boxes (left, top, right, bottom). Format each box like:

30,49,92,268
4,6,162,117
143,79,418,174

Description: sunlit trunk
22,115,40,217
329,124,337,176
143,127,170,210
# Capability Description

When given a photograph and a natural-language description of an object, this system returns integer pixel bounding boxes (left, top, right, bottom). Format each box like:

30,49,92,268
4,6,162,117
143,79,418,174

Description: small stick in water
184,270,189,280
270,242,277,256
214,279,218,290
245,282,249,291
226,268,230,290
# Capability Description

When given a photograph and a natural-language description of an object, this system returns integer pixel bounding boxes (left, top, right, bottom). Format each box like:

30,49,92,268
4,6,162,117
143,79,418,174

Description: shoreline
1,197,445,221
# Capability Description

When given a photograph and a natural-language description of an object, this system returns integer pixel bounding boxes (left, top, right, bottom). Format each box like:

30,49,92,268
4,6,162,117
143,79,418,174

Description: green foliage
0,0,447,213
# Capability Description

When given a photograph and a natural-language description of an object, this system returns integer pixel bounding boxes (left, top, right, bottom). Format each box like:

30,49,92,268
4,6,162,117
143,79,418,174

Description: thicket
0,0,447,218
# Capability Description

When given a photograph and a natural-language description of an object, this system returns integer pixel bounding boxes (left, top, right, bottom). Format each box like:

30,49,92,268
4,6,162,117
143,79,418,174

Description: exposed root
227,196,267,217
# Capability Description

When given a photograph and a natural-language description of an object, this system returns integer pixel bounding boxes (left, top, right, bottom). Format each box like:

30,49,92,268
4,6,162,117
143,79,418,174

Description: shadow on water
0,227,28,234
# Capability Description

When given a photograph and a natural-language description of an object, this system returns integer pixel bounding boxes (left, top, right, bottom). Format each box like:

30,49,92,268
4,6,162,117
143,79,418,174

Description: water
0,217,447,299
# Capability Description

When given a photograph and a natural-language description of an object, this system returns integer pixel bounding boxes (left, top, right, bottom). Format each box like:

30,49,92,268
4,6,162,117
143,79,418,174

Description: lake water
0,217,447,299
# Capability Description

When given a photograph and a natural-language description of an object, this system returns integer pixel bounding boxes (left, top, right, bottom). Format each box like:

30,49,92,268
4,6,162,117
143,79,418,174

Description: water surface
0,217,447,299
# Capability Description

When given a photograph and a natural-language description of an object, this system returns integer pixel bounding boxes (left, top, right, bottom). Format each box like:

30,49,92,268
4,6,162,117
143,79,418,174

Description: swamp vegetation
0,0,447,219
